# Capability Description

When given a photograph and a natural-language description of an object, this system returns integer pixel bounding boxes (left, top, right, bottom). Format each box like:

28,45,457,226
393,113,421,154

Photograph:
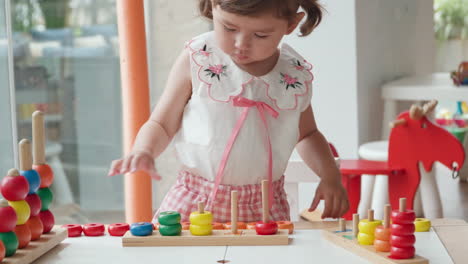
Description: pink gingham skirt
152,171,290,223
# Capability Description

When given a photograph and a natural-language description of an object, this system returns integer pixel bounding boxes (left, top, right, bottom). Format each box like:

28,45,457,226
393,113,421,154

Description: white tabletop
34,229,452,264
382,73,468,101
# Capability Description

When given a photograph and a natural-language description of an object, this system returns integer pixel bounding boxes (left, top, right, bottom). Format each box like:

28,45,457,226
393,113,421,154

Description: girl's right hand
108,151,162,180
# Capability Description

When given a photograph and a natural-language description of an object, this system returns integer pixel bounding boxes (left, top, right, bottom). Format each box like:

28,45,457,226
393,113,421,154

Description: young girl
109,0,349,223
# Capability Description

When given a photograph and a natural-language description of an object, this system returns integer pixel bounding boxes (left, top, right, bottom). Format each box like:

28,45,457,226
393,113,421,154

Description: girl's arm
108,48,192,178
296,106,349,218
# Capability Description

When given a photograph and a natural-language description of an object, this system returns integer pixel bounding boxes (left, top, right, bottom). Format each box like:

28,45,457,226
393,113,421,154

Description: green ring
37,187,54,211
159,223,182,236
158,211,181,225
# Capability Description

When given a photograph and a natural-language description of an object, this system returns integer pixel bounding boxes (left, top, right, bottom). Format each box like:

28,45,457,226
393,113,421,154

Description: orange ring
212,222,224,230
223,222,247,230
181,221,190,230
276,221,294,234
246,222,256,230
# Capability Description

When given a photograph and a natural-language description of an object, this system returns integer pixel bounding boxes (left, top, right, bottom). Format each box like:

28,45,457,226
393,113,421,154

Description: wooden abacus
122,180,289,247
0,111,67,264
321,198,428,264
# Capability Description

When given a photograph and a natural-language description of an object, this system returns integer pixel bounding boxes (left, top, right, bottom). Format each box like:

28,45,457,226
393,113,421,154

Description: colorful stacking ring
223,222,247,230
255,221,278,235
62,224,83,237
189,224,212,236
130,222,153,236
83,223,105,236
158,211,181,226
414,218,431,232
108,223,130,237
212,222,225,230
189,211,213,226
0,231,19,257
37,187,54,211
159,223,182,236
276,221,294,234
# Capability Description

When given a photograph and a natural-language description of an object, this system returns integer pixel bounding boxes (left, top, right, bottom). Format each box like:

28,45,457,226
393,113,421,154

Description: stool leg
358,175,375,217
414,187,424,217
419,162,443,219
371,175,388,219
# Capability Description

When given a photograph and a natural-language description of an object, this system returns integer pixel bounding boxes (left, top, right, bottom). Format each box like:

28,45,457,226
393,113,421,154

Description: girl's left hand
308,179,349,219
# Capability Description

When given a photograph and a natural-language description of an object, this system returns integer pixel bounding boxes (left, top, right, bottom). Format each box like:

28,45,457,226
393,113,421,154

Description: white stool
357,141,390,220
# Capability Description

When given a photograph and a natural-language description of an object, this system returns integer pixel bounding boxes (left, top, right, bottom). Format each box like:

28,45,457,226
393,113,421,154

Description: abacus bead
14,224,31,249
37,187,53,211
1,175,29,201
32,164,54,188
61,224,83,237
21,170,40,194
39,210,55,233
0,206,17,232
391,234,416,247
391,223,415,236
25,193,42,216
8,200,30,225
391,210,416,224
374,226,391,240
27,215,44,240
255,221,278,235
108,223,130,237
357,232,375,245
414,218,431,232
83,223,105,236
374,239,391,252
358,219,382,234
0,231,19,257
389,246,415,259
189,211,213,225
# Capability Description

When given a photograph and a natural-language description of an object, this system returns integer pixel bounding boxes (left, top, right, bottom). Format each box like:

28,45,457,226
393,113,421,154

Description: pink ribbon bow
207,96,279,214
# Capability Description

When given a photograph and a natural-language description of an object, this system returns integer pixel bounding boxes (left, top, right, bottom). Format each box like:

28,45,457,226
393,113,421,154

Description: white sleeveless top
173,31,314,185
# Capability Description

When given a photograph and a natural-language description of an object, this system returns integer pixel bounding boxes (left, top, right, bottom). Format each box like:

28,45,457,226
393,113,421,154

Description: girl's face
212,5,299,67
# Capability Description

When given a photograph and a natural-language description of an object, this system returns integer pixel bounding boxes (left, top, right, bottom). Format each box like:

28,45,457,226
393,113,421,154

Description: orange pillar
116,0,153,223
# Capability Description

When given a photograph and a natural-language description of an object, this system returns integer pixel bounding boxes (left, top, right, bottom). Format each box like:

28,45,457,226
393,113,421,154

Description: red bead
27,215,44,240
0,206,17,232
255,221,278,235
389,246,415,259
14,224,31,249
1,174,29,201
391,210,416,224
32,164,54,188
108,223,130,236
61,224,83,237
0,240,5,262
39,210,55,233
391,234,415,248
83,223,105,236
25,194,42,216
391,223,415,236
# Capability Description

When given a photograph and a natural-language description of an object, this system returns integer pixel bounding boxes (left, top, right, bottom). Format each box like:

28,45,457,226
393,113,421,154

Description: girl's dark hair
199,0,323,36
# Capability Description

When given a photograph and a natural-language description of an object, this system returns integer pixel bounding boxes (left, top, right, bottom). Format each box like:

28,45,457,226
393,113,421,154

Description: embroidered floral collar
187,32,313,110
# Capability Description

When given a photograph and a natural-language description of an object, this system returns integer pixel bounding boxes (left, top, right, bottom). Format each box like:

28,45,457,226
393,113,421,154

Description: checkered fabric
153,171,290,223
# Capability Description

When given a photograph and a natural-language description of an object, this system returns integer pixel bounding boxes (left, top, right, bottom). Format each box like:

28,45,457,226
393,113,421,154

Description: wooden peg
262,180,269,223
198,201,205,214
399,198,407,212
389,119,406,128
19,139,33,171
231,190,238,234
32,111,46,165
367,209,374,222
409,105,424,120
338,218,346,232
383,204,391,228
422,100,438,115
352,214,359,238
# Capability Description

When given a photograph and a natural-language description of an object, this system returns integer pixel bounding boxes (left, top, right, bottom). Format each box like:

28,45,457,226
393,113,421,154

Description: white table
381,73,468,138
381,72,468,181
34,229,452,264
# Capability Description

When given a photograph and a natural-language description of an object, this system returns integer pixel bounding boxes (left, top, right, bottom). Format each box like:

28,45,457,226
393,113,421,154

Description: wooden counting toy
358,209,382,245
322,200,428,264
122,180,289,247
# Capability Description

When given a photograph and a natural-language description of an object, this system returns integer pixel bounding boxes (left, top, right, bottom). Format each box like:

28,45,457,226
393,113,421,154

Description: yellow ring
357,232,375,245
189,224,212,236
414,218,431,232
8,200,31,225
358,219,382,234
189,211,213,225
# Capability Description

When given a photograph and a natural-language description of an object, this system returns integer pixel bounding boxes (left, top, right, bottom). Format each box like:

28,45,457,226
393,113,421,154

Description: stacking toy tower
389,198,416,259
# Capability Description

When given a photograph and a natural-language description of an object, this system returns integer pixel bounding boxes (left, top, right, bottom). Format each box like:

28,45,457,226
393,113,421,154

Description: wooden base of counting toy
122,229,289,247
2,226,67,264
322,227,427,264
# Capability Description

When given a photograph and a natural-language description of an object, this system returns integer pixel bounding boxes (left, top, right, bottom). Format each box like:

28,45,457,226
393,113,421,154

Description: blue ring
130,222,153,236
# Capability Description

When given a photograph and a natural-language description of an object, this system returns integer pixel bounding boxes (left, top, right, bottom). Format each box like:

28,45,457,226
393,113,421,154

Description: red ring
83,223,105,236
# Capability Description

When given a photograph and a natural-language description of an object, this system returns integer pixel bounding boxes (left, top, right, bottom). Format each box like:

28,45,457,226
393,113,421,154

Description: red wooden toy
61,224,83,237
0,200,17,233
0,169,29,201
14,224,31,249
108,223,130,237
39,209,55,233
389,198,416,260
27,215,44,240
255,180,278,235
83,223,105,236
0,240,5,262
340,100,465,220
25,193,42,216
